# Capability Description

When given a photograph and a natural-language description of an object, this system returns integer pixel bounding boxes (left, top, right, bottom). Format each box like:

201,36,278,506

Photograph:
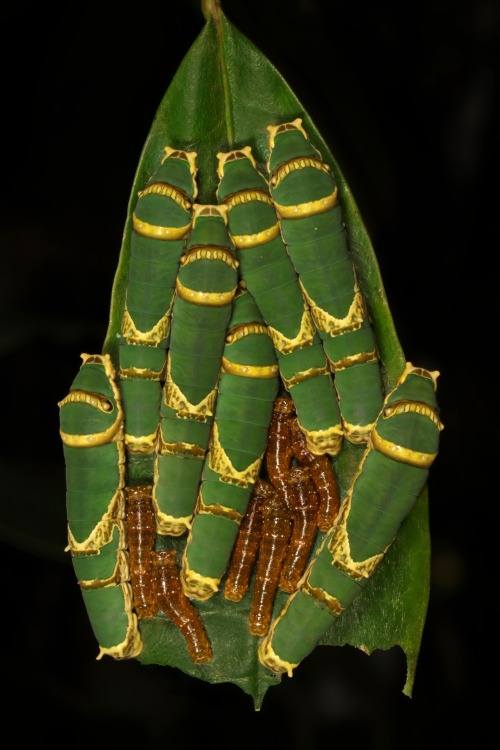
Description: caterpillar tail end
223,585,246,603
258,636,298,678
298,420,343,457
95,623,144,662
152,503,192,537
342,420,376,445
180,560,220,601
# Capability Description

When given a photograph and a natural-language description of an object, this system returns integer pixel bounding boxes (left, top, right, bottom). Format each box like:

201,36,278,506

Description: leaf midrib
204,0,235,149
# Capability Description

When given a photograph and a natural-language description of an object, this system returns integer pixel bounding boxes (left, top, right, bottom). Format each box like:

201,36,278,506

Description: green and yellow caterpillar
119,147,198,464
267,119,385,444
58,353,143,659
152,204,239,536
259,362,443,676
181,285,280,600
217,147,343,457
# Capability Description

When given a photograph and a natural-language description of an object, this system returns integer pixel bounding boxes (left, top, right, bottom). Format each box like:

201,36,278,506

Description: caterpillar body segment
217,147,343,457
181,286,280,600
58,353,143,660
153,205,239,536
119,148,198,459
266,119,385,445
259,363,443,675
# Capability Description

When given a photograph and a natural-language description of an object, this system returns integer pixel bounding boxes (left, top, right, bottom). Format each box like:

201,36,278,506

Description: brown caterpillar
279,466,320,593
223,479,272,603
152,549,213,664
125,485,157,620
265,396,295,490
289,415,340,531
248,487,292,636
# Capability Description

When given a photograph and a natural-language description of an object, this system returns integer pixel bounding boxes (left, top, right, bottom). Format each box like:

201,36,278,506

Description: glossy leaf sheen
102,7,429,710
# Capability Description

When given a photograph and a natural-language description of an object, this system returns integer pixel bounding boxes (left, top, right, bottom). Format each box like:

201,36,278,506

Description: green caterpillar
181,285,280,600
119,148,198,463
152,205,239,536
217,147,343,457
259,362,443,676
267,119,385,444
58,353,143,659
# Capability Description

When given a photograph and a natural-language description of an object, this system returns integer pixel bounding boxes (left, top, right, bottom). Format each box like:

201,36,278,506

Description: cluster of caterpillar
59,120,441,676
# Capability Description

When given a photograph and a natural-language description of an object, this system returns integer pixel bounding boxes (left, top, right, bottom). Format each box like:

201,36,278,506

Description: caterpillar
223,478,272,603
278,466,320,594
265,396,296,490
152,549,213,664
181,285,280,600
124,485,213,663
289,411,340,531
119,148,198,465
217,147,343,457
266,119,385,445
248,483,292,637
58,353,143,660
224,467,322,632
125,484,157,620
152,204,239,536
258,362,443,676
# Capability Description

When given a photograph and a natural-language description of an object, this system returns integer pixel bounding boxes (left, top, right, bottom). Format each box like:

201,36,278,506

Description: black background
1,0,494,745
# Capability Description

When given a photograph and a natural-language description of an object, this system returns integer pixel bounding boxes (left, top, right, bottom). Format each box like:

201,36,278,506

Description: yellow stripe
224,189,274,209
175,277,237,306
221,357,279,379
132,214,191,240
273,189,338,220
231,222,280,248
60,412,122,448
57,389,113,414
371,428,438,468
119,366,163,380
270,156,331,188
281,365,329,389
137,181,192,210
181,246,239,270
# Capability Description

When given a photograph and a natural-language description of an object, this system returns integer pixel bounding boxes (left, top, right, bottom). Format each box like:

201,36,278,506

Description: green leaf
101,0,429,710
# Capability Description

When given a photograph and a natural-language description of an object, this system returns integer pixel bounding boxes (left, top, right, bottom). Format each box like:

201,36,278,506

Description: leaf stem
202,0,221,21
